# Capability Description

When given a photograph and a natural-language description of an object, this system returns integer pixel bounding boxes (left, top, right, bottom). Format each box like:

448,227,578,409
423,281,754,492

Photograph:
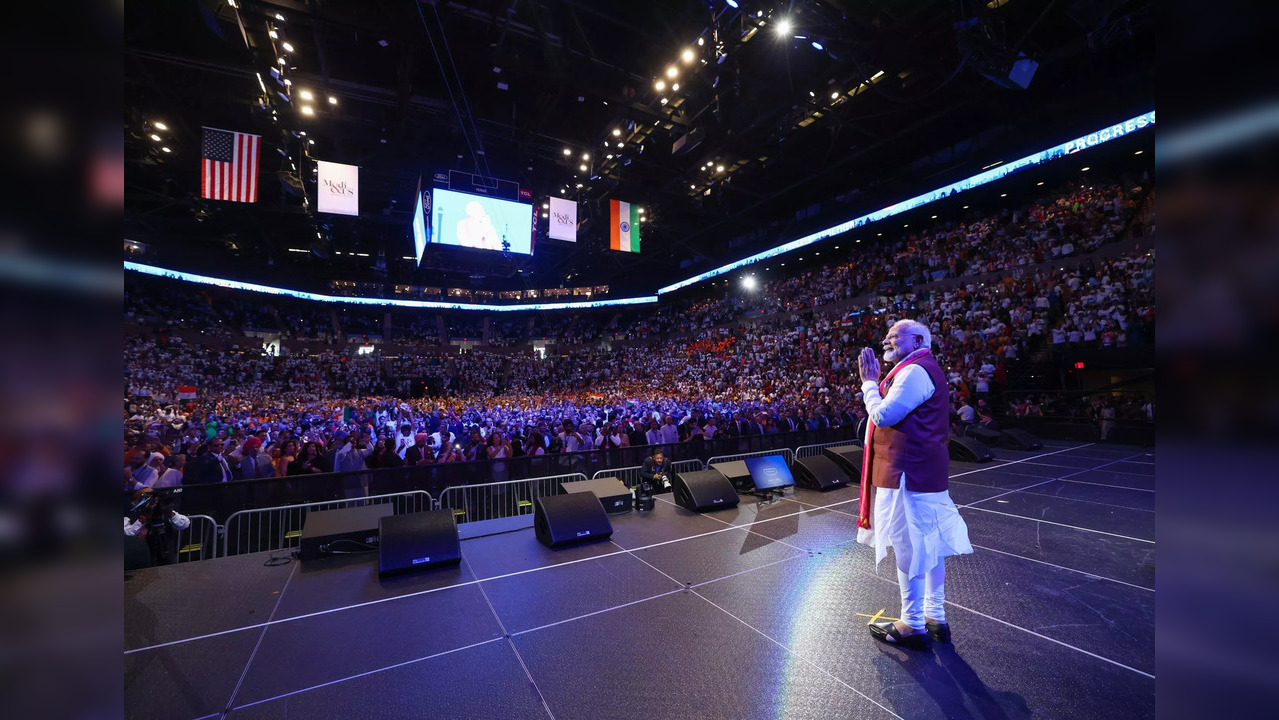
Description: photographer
640,449,673,494
123,486,192,569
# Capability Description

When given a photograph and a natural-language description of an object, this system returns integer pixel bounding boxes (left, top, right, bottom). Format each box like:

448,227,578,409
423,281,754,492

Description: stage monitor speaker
563,477,633,514
949,436,995,462
1000,428,1042,450
534,492,614,548
378,510,461,576
672,469,740,512
300,504,393,561
822,445,864,476
965,424,1002,445
793,455,853,491
709,460,753,491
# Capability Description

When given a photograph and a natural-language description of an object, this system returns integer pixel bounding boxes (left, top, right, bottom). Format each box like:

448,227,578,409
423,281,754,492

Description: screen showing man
431,188,533,255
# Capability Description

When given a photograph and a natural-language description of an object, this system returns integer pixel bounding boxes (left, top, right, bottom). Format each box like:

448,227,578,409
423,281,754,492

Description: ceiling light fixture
672,83,680,91
562,148,571,155
666,67,678,79
655,80,666,91
161,147,171,153
579,164,588,171
682,48,695,63
149,134,161,141
582,152,590,160
777,20,792,35
612,128,621,136
299,90,313,101
328,96,337,105
153,121,167,130
282,42,294,53
301,106,314,115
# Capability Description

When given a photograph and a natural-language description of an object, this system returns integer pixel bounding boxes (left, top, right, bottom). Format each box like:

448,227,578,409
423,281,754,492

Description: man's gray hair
891,319,932,349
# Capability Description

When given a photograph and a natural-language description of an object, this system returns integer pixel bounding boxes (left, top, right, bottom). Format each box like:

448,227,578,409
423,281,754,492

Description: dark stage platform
125,441,1155,719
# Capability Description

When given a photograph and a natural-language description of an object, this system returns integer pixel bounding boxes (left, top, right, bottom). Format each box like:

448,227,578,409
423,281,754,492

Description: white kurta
855,350,973,576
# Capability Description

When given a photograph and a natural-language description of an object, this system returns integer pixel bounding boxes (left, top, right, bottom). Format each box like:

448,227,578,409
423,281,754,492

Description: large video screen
411,188,427,265
430,188,534,255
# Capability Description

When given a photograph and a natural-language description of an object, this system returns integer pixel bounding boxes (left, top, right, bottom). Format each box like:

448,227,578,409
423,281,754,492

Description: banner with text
549,197,577,242
317,160,359,216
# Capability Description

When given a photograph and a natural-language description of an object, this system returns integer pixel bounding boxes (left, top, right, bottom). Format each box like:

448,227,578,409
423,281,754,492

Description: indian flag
609,199,641,253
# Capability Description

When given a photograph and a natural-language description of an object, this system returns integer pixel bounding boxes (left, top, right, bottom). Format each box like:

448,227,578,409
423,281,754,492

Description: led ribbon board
123,262,657,312
656,110,1155,295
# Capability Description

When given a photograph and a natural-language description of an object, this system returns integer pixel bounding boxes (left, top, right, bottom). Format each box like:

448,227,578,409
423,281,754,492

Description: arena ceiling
124,0,1153,296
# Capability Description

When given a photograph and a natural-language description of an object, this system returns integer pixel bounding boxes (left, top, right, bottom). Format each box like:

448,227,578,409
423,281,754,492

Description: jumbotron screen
429,187,534,255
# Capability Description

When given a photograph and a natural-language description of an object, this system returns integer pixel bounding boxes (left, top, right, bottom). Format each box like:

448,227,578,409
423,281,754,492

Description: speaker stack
671,469,740,512
534,492,615,548
792,455,853,491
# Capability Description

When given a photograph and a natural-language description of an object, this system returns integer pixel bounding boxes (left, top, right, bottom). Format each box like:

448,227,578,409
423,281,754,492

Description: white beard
882,348,900,363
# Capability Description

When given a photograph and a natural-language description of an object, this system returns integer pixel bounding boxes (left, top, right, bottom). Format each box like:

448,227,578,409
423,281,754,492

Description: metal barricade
795,439,862,460
437,473,587,524
173,514,219,563
706,447,796,468
592,459,705,488
222,491,434,557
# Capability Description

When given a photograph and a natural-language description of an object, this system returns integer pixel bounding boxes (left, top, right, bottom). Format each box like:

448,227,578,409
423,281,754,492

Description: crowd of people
123,177,1155,490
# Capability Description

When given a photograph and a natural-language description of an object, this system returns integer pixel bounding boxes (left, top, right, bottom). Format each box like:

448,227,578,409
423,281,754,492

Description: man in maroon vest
856,319,972,649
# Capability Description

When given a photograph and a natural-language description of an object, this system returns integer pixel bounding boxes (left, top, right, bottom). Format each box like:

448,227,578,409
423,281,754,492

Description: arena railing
794,438,863,460
706,447,797,468
173,514,218,563
591,460,706,489
176,426,859,524
436,473,587,524
222,490,433,557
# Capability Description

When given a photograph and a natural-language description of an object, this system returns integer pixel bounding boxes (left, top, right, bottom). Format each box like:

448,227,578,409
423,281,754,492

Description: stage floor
124,441,1155,719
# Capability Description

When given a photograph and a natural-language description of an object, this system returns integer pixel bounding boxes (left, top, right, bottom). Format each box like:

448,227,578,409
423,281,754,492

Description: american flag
201,127,261,203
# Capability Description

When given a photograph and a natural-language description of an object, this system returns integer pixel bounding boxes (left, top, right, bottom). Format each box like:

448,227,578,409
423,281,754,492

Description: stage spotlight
655,80,666,91
300,90,313,100
582,152,590,160
542,203,549,209
831,92,839,100
579,164,588,171
776,20,792,35
698,37,705,46
660,98,668,105
716,165,724,172
153,121,167,130
811,41,824,50
328,96,337,104
726,0,738,7
666,67,678,79
612,128,621,136
161,147,171,153
637,207,645,214
282,42,294,52
672,83,680,91
150,134,161,141
309,139,315,145
682,48,695,63
563,148,572,155
742,276,757,290
301,106,314,115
